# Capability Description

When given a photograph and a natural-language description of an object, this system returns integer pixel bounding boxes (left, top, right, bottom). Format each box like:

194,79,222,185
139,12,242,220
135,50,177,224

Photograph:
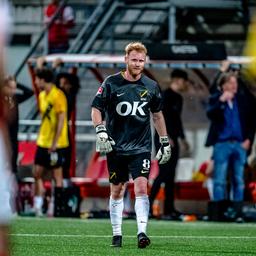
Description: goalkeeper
91,42,171,249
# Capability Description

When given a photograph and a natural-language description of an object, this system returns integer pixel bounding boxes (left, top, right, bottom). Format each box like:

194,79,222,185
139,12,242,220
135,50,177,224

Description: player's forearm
152,111,168,137
52,112,65,149
91,107,103,127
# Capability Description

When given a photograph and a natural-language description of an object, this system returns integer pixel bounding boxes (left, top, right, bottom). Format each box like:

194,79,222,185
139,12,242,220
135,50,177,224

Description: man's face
59,77,71,93
222,76,238,94
125,50,146,78
171,77,187,92
35,76,45,91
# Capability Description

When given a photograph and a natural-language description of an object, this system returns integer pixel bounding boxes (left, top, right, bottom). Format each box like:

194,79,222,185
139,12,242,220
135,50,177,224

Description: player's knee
111,194,123,200
111,189,125,200
134,186,147,196
111,189,124,200
33,167,42,180
134,177,148,196
54,179,63,188
33,171,40,180
110,183,126,199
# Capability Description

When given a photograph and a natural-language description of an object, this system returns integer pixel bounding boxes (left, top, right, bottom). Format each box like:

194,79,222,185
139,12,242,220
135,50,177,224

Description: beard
127,65,143,79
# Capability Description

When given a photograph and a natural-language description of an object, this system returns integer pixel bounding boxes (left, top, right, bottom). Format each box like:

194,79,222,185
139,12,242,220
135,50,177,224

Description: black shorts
106,151,151,185
34,146,68,169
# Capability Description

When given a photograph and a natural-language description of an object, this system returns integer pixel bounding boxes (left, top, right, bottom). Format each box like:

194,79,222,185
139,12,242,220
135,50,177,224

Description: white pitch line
14,218,256,228
11,234,83,238
10,234,256,239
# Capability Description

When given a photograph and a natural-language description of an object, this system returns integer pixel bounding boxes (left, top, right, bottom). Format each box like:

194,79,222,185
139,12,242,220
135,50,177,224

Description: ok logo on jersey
116,101,148,116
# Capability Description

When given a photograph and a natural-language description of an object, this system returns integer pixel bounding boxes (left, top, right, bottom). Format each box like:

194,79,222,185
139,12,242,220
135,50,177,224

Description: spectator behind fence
205,72,256,222
33,68,69,217
55,72,80,179
209,60,231,94
3,76,33,176
149,69,189,220
56,72,80,119
44,0,75,54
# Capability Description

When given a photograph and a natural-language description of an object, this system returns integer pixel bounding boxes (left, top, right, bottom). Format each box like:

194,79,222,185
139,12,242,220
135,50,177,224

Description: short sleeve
91,78,110,112
149,84,163,113
54,90,67,113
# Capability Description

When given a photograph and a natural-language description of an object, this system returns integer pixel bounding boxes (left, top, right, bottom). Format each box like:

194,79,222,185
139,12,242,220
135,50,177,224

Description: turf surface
10,217,256,256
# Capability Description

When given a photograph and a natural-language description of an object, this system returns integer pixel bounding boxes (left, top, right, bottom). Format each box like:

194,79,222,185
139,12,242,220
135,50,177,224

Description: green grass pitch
10,217,256,256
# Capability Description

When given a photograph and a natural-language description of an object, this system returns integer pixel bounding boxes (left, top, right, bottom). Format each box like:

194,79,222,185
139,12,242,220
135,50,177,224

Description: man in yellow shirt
33,68,69,216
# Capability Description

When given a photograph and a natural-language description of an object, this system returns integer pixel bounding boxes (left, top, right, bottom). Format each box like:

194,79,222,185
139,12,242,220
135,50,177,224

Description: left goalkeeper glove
156,136,171,164
95,124,115,153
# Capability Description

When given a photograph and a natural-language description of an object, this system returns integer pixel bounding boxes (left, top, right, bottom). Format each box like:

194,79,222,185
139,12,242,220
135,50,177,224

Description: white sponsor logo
116,101,148,116
171,45,198,54
117,92,125,97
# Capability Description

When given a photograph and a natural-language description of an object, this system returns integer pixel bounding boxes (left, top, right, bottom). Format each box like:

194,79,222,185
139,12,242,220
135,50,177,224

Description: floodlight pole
168,0,176,43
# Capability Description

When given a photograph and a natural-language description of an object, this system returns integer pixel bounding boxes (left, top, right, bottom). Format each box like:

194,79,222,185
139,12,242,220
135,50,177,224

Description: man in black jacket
149,69,189,220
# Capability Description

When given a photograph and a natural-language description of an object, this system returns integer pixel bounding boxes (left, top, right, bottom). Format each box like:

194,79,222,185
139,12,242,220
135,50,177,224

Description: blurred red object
249,182,256,203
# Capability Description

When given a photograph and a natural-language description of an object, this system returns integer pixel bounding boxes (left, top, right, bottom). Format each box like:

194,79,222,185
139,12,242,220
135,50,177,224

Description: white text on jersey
116,101,148,116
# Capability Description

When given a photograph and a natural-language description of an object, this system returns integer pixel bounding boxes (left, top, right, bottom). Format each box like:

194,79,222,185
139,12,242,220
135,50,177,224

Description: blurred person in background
56,72,80,120
55,72,80,180
44,0,75,54
149,69,189,220
209,60,232,93
33,68,69,216
205,72,256,222
91,42,171,248
36,57,80,181
3,76,33,177
0,1,14,255
0,118,12,256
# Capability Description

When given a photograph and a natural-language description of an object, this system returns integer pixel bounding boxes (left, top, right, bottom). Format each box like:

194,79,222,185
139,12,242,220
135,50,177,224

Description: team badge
140,90,148,101
140,90,148,98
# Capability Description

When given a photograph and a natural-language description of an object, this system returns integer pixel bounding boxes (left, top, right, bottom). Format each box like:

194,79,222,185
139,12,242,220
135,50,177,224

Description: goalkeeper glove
156,136,171,164
95,124,115,153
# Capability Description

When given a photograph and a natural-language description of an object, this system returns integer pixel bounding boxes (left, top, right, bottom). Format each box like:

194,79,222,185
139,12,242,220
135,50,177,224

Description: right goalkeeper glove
156,136,171,164
95,124,115,153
